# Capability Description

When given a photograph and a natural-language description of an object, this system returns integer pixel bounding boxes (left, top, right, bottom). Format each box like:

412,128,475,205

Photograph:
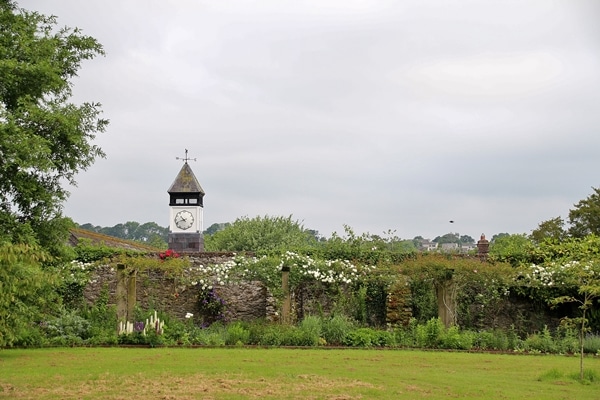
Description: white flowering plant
56,259,97,307
514,235,600,381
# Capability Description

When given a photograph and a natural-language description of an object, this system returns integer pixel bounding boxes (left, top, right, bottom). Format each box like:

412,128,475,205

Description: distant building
440,242,459,252
417,239,476,253
419,239,438,252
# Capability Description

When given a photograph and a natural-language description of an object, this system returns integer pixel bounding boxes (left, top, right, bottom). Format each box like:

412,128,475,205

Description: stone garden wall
82,252,413,326
83,253,556,331
83,253,278,324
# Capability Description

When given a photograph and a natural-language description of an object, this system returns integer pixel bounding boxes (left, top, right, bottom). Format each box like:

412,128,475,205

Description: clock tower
167,150,205,252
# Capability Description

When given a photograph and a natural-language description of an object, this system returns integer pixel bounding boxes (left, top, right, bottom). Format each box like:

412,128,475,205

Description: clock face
174,210,194,230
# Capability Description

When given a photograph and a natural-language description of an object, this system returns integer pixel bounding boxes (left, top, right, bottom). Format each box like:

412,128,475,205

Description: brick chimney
477,233,489,260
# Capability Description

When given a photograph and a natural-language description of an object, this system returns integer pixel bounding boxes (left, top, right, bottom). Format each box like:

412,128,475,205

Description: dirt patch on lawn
0,373,381,400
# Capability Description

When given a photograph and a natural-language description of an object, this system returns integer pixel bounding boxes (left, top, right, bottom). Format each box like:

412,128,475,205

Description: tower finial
176,149,197,164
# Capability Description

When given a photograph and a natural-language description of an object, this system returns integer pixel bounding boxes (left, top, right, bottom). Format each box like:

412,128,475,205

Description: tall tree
0,1,107,253
530,216,566,244
433,233,460,244
568,187,600,238
459,235,475,244
205,215,316,252
489,234,533,267
0,243,57,346
490,233,510,243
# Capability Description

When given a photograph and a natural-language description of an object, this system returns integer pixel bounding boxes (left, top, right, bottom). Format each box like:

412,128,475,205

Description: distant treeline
77,221,230,248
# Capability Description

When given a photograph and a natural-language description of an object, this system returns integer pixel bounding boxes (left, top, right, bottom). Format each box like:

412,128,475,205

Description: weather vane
176,149,197,164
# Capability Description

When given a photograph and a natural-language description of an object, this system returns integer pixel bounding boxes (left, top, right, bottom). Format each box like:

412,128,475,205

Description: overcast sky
18,0,600,240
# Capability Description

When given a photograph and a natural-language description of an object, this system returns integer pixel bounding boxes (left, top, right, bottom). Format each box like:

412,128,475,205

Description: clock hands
174,210,194,230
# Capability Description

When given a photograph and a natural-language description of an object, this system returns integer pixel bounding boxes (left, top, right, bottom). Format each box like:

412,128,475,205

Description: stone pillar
281,266,291,324
116,264,136,322
477,233,490,261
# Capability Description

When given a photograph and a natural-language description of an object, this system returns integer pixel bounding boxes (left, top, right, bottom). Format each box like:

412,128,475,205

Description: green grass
0,348,598,399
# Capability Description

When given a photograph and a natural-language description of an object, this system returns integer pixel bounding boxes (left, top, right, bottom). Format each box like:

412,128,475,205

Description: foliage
110,252,189,276
399,254,514,326
202,252,375,303
321,314,355,346
583,334,600,355
205,215,316,253
488,234,534,266
79,286,118,345
73,240,130,263
356,278,389,326
56,259,95,308
408,279,437,323
198,287,226,325
516,240,600,380
315,225,416,265
530,217,567,244
117,310,165,347
344,327,394,347
298,315,323,346
0,243,58,347
0,1,106,253
42,307,91,346
433,232,460,244
224,322,250,346
491,233,510,242
78,221,168,248
568,187,600,238
472,328,519,351
552,262,600,380
529,235,600,266
204,222,230,236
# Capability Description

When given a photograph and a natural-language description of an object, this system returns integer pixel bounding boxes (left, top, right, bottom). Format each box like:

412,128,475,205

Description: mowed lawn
0,347,598,399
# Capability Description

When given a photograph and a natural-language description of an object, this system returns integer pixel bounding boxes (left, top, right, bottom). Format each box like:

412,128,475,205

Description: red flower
159,249,180,260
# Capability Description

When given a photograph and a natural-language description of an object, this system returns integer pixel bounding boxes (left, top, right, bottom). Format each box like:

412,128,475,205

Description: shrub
43,308,91,346
440,326,473,350
190,323,226,346
344,328,384,347
13,323,47,348
81,288,118,345
393,326,413,347
414,318,444,348
225,322,250,345
553,327,579,354
474,329,510,351
409,281,437,323
280,326,307,346
198,288,226,325
257,324,287,346
583,334,600,354
299,316,323,346
204,332,226,346
322,315,354,346
162,317,192,345
524,326,556,353
372,329,396,347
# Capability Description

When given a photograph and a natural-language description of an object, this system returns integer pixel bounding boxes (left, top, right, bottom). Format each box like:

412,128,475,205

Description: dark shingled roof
167,163,205,194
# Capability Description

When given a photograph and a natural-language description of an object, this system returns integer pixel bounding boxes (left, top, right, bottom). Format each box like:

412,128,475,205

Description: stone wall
83,252,277,323
83,254,412,326
83,255,555,332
